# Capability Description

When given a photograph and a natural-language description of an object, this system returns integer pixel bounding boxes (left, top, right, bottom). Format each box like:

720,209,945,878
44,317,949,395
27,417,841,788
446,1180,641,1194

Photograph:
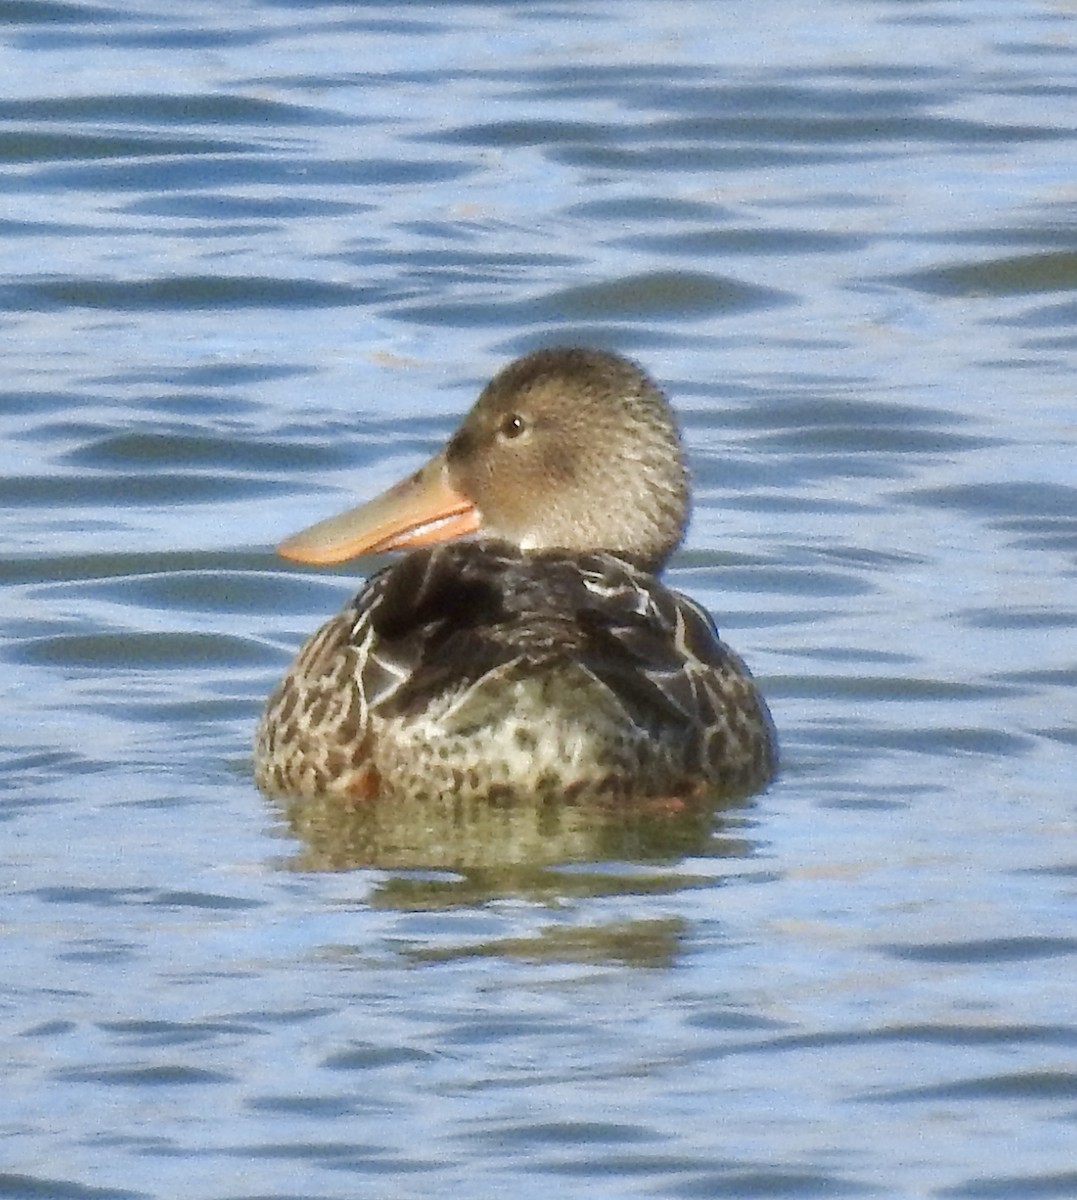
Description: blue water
2,2,1075,1197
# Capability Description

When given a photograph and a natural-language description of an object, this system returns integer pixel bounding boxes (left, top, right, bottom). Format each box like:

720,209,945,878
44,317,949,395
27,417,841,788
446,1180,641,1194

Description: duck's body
256,540,775,800
255,348,776,802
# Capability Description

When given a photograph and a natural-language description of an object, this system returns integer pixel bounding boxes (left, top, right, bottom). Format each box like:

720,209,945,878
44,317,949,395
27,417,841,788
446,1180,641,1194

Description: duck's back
255,541,776,802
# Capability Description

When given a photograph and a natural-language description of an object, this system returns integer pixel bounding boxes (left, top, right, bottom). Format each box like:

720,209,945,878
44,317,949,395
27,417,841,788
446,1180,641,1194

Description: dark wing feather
570,553,745,731
362,542,762,741
365,542,560,718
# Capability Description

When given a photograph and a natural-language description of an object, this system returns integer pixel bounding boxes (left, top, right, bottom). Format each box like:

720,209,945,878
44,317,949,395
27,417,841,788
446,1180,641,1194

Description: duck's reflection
272,784,756,876
405,915,689,970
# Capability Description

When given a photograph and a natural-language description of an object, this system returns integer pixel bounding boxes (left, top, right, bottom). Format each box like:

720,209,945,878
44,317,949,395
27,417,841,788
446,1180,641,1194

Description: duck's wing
363,544,773,755
570,554,769,737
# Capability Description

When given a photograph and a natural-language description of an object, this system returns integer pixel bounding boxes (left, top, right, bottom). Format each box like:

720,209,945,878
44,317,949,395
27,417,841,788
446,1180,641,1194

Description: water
2,1,1075,1196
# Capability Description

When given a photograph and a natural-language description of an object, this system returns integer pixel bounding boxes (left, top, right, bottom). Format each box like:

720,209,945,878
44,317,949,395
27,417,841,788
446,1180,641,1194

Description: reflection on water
405,917,689,969
274,785,756,873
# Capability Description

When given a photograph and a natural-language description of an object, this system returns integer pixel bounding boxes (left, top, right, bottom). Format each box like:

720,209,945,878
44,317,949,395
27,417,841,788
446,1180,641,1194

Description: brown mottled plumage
255,347,777,802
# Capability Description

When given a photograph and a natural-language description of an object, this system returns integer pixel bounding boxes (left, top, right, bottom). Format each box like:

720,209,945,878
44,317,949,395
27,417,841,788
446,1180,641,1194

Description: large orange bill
278,450,480,566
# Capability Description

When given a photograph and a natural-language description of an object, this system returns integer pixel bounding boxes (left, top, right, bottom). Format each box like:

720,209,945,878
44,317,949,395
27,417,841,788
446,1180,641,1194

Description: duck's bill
277,451,480,565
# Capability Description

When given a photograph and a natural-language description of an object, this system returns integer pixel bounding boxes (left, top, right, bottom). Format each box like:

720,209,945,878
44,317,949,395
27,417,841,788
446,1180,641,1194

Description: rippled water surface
3,2,1076,1197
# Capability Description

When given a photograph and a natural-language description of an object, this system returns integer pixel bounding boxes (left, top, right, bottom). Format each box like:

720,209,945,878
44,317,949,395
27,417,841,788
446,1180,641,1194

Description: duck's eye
499,413,527,439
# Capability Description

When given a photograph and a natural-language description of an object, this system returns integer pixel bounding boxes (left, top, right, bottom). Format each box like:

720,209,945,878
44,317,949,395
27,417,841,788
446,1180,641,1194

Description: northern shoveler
255,347,777,802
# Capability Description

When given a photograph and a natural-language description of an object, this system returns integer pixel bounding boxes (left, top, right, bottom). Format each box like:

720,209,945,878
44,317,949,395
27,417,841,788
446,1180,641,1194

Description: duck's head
278,347,690,574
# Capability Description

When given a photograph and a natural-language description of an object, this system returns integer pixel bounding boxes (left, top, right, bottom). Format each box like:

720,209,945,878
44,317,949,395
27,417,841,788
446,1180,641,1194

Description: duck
255,347,777,803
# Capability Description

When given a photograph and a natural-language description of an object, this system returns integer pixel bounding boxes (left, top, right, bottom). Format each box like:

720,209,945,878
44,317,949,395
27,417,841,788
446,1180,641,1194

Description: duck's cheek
538,445,579,487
